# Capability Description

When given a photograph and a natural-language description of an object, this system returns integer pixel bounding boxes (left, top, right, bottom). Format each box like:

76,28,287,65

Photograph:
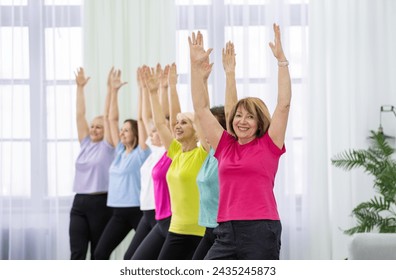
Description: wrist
278,60,289,67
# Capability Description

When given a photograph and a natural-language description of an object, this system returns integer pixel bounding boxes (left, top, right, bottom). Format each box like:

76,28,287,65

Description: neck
181,139,197,152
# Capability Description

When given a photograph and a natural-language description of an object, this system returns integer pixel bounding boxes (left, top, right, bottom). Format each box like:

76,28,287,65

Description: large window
174,0,308,195
0,0,82,197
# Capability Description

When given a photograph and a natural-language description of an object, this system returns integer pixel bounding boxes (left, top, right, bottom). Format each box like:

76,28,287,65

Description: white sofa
348,233,396,260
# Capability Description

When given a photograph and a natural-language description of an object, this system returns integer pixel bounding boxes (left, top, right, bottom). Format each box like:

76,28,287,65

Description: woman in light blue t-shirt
94,68,151,260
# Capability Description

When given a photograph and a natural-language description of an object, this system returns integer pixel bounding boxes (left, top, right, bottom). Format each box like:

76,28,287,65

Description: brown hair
210,106,226,130
228,97,271,138
124,119,138,149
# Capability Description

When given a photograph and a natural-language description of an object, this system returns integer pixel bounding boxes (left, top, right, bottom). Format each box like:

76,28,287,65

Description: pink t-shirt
151,152,172,220
214,131,285,222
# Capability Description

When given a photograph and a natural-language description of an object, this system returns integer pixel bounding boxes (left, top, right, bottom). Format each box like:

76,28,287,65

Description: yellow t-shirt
166,140,207,236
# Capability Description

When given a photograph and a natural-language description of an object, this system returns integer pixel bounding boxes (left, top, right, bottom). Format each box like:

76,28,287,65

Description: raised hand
75,67,90,87
160,64,170,88
110,68,128,91
107,66,114,88
143,67,160,93
222,41,236,74
269,23,287,61
188,31,212,66
168,63,178,86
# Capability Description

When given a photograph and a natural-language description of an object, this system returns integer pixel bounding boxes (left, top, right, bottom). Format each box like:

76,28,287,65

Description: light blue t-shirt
107,142,151,207
196,148,219,228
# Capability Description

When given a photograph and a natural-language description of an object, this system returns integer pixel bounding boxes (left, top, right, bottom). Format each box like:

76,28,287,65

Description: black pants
158,231,202,260
69,193,111,260
205,220,282,260
123,210,156,260
93,207,142,260
131,216,171,260
192,227,215,260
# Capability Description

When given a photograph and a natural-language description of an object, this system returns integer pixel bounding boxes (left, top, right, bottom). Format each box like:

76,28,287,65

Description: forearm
169,84,181,131
76,86,86,119
141,86,152,135
277,65,291,109
225,72,238,123
149,91,168,129
160,85,170,118
108,89,119,122
191,67,210,114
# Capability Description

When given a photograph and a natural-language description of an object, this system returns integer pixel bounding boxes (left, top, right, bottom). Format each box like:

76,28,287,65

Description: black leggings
192,227,215,260
131,216,171,260
69,193,111,260
123,210,156,260
93,207,142,260
158,231,202,260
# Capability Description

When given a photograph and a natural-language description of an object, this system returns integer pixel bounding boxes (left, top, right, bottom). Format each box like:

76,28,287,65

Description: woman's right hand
75,67,90,87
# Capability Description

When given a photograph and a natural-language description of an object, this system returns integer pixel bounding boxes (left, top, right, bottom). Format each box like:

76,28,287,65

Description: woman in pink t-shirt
189,24,291,259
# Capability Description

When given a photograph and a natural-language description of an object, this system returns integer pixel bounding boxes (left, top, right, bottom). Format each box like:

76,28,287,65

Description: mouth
237,126,249,131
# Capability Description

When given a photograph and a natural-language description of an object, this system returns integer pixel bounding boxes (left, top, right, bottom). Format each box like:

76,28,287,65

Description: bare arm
222,41,238,132
137,75,148,150
139,66,153,136
168,63,182,137
159,64,170,119
268,23,292,149
189,31,224,151
103,67,115,146
144,67,174,150
108,69,128,145
75,67,90,143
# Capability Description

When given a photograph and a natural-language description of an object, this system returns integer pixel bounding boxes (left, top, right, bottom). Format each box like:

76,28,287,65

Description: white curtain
81,0,175,259
83,0,176,123
307,0,396,259
0,0,83,259
173,0,309,259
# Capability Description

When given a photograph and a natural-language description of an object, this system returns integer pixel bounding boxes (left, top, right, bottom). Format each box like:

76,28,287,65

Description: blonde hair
176,112,198,141
228,97,271,138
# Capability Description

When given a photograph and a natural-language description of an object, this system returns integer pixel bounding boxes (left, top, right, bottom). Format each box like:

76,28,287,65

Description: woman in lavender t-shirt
69,67,115,260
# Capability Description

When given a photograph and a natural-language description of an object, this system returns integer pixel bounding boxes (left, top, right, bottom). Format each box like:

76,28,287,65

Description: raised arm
159,64,170,117
139,66,153,136
267,23,292,149
168,63,181,137
108,68,128,145
222,41,238,132
137,71,148,150
189,31,224,150
75,67,90,143
103,67,115,146
144,67,174,150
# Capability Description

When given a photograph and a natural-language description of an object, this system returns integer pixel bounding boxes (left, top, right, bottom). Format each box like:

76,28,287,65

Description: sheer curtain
83,0,176,124
307,0,396,259
174,0,309,259
0,0,83,259
82,0,175,259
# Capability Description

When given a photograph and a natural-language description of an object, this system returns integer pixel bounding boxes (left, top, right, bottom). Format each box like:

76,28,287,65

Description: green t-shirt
166,139,207,236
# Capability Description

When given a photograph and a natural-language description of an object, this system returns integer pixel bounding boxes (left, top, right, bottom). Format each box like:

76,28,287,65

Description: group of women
69,23,291,260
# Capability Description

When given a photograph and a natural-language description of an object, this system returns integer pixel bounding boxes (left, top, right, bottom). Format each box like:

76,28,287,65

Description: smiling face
119,121,137,148
232,105,258,144
89,116,104,142
174,113,197,143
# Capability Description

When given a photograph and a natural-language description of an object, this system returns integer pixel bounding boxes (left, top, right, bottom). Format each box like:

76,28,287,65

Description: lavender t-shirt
73,136,115,194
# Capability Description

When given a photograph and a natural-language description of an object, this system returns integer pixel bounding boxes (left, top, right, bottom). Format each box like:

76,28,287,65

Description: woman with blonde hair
143,66,207,260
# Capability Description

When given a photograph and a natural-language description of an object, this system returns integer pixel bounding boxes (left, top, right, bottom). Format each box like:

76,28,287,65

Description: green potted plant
331,130,396,235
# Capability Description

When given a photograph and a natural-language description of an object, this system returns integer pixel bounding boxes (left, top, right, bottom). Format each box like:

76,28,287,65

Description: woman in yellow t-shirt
143,65,207,260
